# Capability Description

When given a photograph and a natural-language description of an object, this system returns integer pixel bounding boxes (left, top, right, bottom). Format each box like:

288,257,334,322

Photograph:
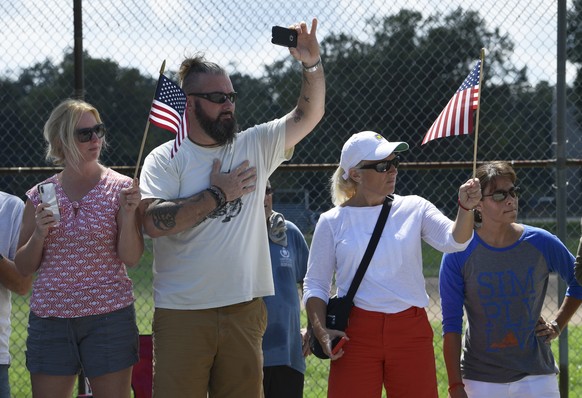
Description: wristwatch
550,320,561,336
303,58,321,73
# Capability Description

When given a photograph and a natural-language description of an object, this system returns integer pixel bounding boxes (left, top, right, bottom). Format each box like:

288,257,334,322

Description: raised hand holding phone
271,26,298,47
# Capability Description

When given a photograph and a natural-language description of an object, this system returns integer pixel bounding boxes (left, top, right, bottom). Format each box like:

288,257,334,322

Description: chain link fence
2,0,582,396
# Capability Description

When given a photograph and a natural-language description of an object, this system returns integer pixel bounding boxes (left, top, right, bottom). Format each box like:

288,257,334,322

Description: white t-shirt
303,194,472,313
0,192,24,364
140,118,288,310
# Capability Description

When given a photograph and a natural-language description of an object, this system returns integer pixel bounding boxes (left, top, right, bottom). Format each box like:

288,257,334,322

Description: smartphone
271,26,298,48
38,182,61,222
331,336,348,355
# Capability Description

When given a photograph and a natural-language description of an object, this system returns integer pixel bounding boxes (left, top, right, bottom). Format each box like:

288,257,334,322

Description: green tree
1,52,157,169
0,7,558,212
567,0,582,126
262,7,552,213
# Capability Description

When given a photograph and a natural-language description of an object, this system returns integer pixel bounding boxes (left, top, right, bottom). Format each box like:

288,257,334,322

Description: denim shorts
26,304,139,378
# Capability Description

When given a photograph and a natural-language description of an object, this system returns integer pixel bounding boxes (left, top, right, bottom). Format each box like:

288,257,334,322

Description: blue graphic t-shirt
439,225,582,383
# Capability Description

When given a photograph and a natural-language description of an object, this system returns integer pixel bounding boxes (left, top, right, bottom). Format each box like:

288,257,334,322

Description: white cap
340,131,409,180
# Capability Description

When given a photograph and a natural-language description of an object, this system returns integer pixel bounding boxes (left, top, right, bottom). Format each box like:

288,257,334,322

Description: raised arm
284,18,326,150
141,159,256,238
452,178,482,244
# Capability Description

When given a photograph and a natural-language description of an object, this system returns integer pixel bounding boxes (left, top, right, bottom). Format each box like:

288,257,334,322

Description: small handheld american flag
422,60,481,145
148,74,189,158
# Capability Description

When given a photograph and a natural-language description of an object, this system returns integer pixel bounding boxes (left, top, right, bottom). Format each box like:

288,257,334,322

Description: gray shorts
26,304,139,378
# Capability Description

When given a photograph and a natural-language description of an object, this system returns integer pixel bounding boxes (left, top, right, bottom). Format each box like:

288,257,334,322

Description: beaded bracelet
207,185,226,208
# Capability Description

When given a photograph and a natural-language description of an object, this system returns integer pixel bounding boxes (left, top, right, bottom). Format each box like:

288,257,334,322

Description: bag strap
345,195,393,300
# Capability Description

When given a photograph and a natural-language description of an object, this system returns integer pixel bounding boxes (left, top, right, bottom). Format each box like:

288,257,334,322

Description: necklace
188,135,220,148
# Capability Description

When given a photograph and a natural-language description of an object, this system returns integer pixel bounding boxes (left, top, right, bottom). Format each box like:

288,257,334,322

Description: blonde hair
330,167,358,206
44,99,104,171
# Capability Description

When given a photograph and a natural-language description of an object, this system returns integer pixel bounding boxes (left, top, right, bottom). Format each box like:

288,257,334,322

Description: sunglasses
359,156,400,173
482,186,520,202
265,187,274,195
188,92,238,104
76,123,106,143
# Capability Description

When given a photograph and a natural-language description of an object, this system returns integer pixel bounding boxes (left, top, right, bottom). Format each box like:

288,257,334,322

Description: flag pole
133,60,166,180
472,49,486,178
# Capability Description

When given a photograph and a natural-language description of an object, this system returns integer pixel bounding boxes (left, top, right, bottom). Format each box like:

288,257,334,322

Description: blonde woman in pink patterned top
15,99,143,398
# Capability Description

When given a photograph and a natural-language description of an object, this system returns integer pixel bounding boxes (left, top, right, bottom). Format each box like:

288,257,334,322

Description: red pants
328,306,438,398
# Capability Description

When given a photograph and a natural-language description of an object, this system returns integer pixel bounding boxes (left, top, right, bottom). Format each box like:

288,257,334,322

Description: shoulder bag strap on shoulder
345,195,393,300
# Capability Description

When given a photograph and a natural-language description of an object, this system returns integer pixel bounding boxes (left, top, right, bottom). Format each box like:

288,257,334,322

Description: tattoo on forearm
146,193,208,231
147,200,179,231
293,108,304,123
302,94,311,103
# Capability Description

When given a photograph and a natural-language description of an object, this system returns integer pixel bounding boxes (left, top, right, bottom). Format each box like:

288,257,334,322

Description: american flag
422,60,481,145
148,74,189,157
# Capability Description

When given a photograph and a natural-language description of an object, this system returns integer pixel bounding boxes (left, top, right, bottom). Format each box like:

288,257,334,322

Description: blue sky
0,0,573,85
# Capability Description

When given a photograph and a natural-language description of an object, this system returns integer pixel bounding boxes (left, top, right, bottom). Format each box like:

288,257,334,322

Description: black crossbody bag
309,195,393,359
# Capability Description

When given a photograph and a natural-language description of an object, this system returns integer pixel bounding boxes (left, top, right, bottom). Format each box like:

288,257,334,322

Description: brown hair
474,161,517,224
475,161,517,194
178,53,228,93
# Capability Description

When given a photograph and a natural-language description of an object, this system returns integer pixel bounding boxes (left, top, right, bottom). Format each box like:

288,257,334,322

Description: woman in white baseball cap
303,131,481,398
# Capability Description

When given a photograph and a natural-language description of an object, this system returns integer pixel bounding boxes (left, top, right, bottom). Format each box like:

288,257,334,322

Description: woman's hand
34,202,57,239
535,316,560,344
301,328,312,357
117,178,144,267
458,178,482,211
119,178,141,214
314,326,347,360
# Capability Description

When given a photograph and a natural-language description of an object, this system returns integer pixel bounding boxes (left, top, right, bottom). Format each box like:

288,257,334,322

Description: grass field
6,219,582,397
303,323,582,398
8,301,582,397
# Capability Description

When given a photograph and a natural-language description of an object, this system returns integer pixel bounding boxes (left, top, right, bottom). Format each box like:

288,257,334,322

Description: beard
194,101,238,146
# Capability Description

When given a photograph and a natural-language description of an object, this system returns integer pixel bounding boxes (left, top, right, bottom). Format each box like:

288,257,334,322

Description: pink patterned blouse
26,169,135,318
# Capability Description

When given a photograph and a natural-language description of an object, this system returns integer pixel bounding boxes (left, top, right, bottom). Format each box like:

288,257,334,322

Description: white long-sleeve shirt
303,194,472,313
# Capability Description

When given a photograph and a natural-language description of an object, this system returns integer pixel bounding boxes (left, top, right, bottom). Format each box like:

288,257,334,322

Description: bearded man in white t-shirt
139,19,325,398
